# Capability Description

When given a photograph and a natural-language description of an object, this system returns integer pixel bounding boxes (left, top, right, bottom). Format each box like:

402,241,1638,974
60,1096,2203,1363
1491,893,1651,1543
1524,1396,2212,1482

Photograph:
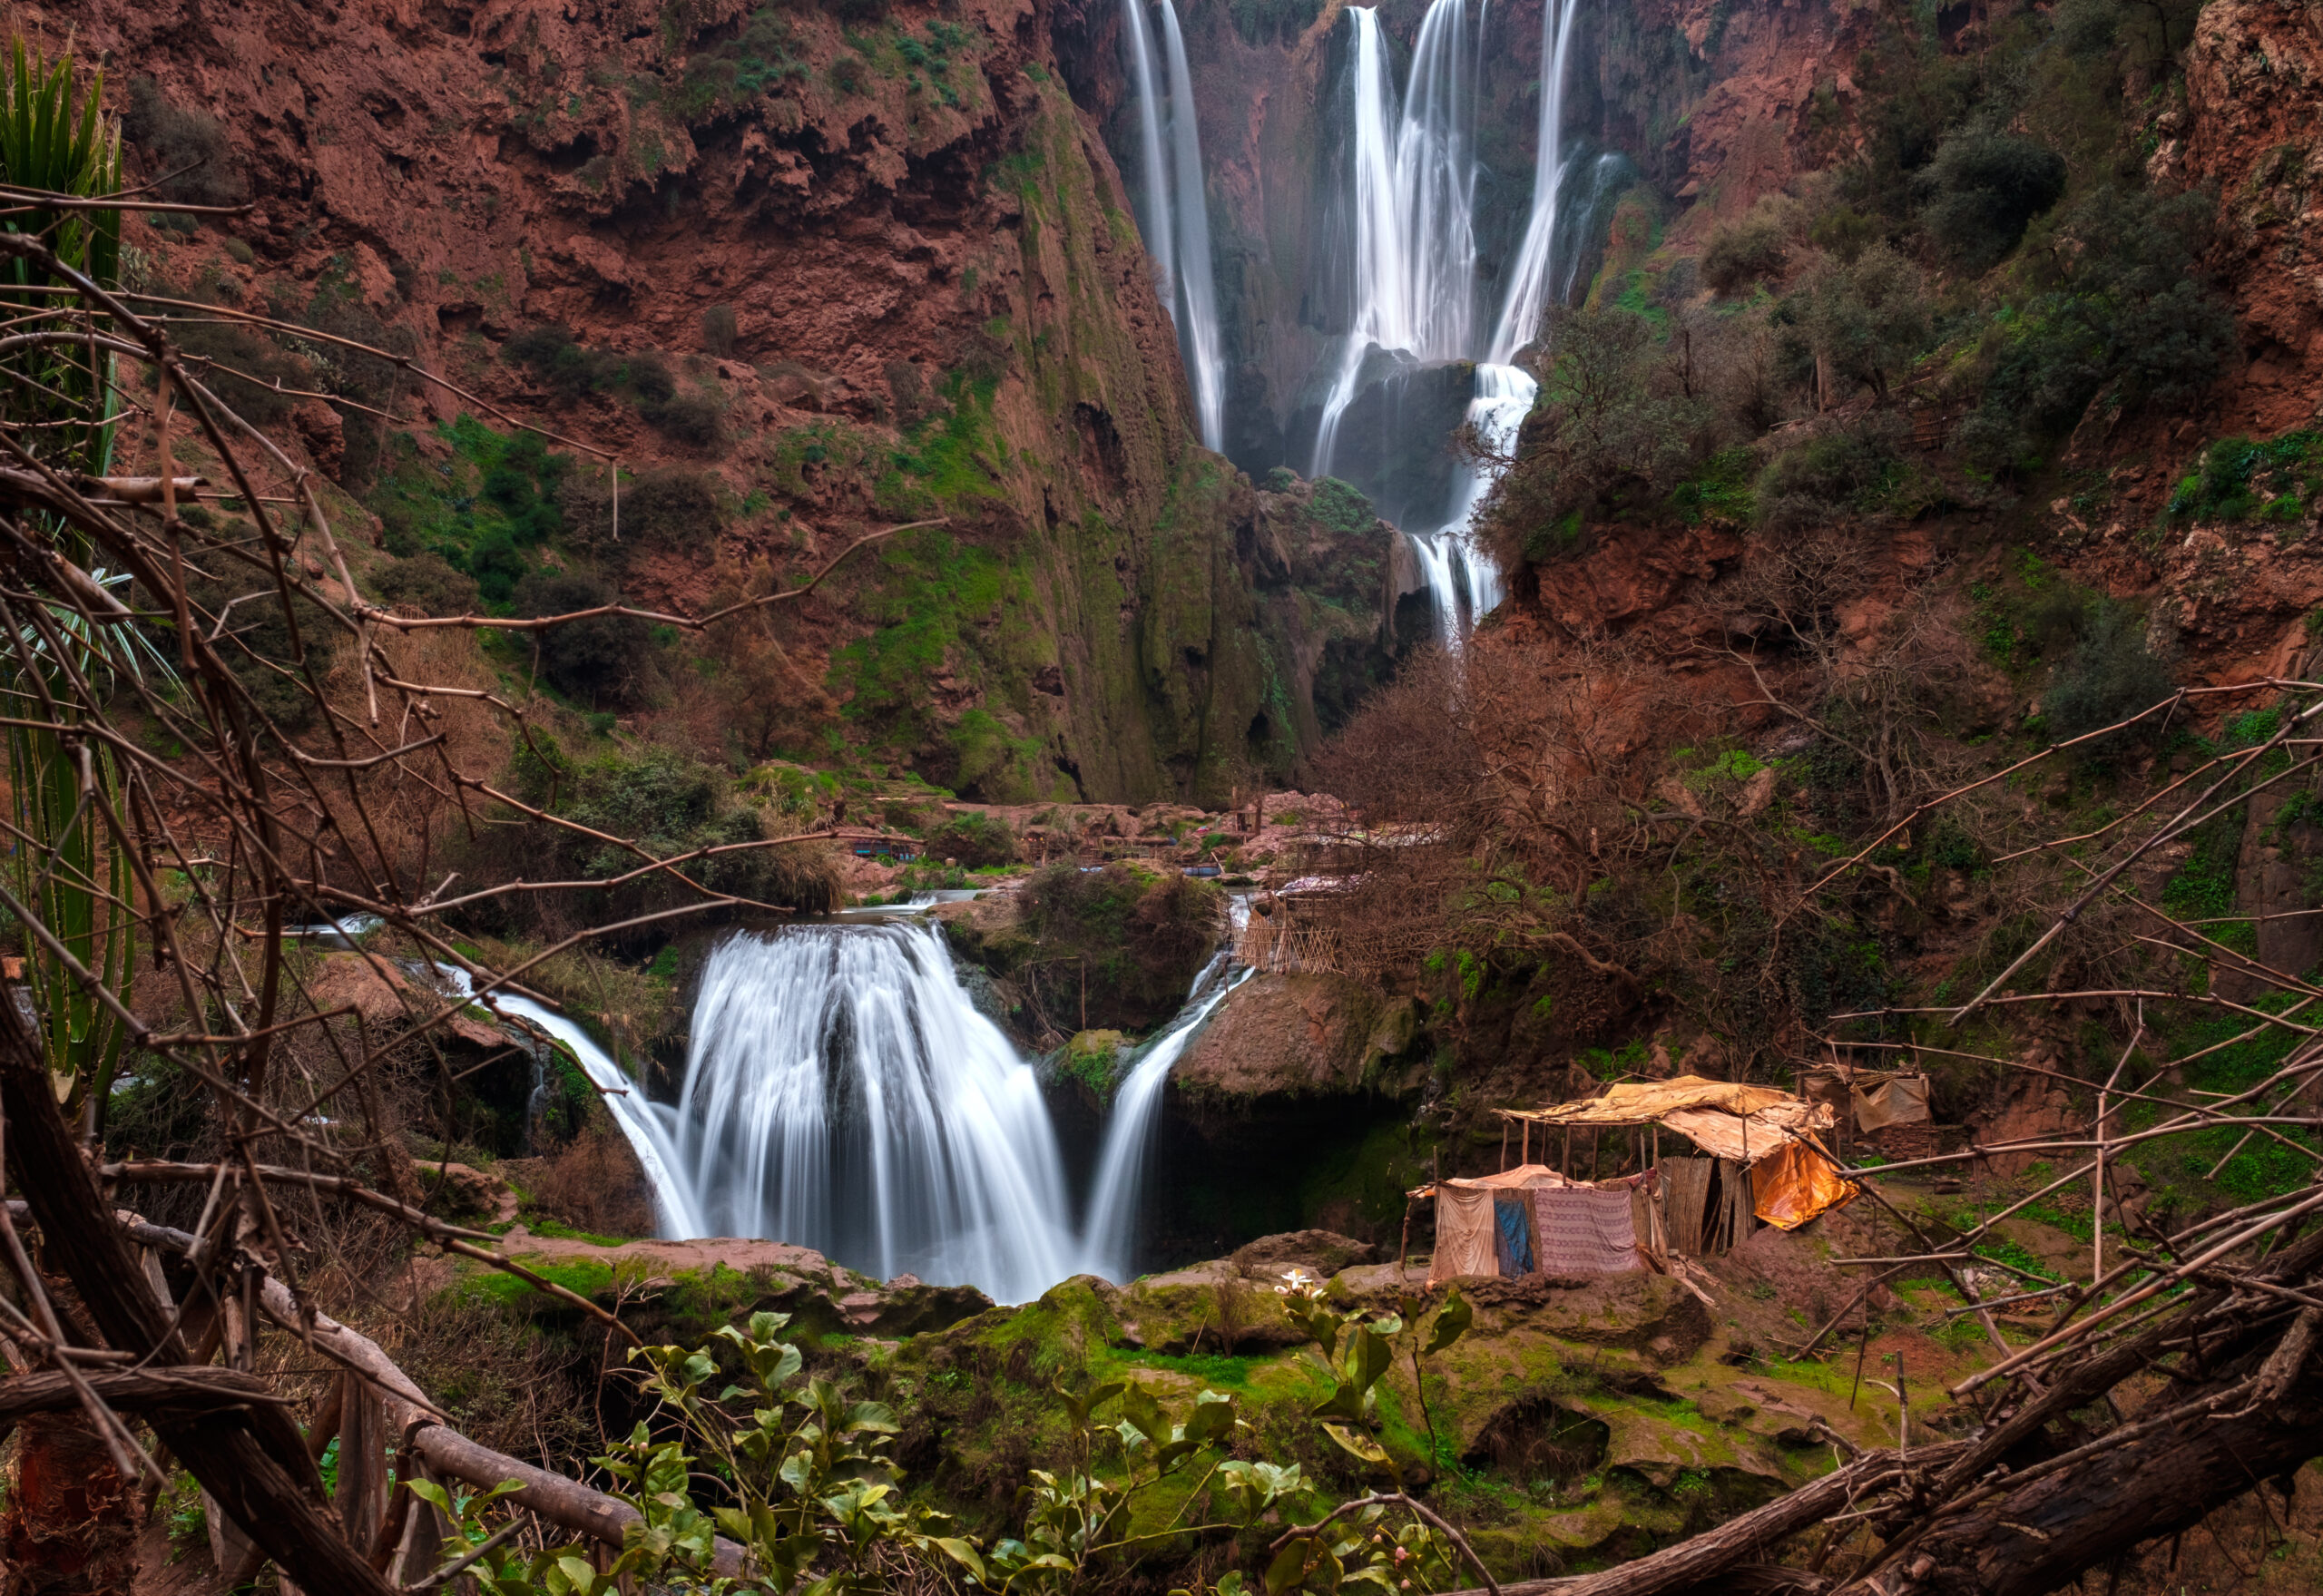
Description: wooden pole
1562,1125,1571,1176
1521,1120,1530,1165
1500,1120,1509,1171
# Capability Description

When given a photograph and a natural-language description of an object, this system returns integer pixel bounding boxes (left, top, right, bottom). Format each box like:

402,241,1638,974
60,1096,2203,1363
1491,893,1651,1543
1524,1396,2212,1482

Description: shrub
371,552,479,617
1754,417,1904,535
1018,863,1222,1031
2044,599,2176,745
928,811,1017,867
829,54,867,94
504,324,623,401
1776,243,1931,404
1701,216,1789,296
515,571,651,707
1918,132,2068,270
1955,185,2234,469
642,389,726,450
701,304,738,356
123,78,246,206
560,465,725,548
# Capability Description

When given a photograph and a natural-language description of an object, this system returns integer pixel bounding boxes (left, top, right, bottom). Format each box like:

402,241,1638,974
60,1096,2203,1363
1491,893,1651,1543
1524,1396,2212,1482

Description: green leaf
1118,1381,1168,1444
1348,1327,1394,1395
931,1535,987,1579
1321,1423,1391,1468
1183,1391,1237,1444
1423,1288,1472,1355
1266,1540,1314,1596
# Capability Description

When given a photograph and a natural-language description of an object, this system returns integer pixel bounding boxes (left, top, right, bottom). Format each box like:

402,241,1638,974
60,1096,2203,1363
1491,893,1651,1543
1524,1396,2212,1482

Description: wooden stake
1521,1119,1530,1165
1849,1315,1872,1411
1500,1120,1509,1171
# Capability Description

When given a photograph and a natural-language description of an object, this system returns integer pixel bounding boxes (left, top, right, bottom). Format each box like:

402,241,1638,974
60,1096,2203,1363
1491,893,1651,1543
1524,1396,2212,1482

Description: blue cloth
1493,1190,1535,1276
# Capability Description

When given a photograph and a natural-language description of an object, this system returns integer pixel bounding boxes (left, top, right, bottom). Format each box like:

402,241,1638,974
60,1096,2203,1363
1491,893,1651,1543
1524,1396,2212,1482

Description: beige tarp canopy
1493,1075,1836,1166
1499,1076,1799,1127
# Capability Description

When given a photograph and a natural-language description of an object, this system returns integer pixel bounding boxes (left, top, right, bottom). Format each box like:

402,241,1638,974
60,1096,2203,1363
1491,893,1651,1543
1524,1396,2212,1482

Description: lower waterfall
671,921,1082,1306
1078,896,1252,1281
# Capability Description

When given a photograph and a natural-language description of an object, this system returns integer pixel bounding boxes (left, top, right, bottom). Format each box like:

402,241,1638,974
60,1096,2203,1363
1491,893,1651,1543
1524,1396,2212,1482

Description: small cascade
431,966,708,1239
673,922,1079,1305
1079,896,1252,1281
1486,0,1584,364
1121,0,1226,451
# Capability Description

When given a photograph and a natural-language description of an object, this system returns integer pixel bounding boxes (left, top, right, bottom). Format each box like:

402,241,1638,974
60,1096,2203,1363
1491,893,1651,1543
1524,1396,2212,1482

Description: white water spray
671,922,1081,1306
1122,0,1227,450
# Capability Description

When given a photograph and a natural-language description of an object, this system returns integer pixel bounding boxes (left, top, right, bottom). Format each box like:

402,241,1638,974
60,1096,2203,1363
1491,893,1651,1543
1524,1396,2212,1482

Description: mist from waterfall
1122,0,1226,451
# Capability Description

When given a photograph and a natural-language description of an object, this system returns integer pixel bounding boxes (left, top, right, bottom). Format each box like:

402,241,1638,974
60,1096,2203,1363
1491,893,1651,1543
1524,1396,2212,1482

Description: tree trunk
1843,1377,2323,1596
0,1414,138,1596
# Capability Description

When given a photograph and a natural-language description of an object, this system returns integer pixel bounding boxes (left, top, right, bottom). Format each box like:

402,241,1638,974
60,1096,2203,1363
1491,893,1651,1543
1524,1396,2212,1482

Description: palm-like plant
0,36,135,1128
0,34,123,471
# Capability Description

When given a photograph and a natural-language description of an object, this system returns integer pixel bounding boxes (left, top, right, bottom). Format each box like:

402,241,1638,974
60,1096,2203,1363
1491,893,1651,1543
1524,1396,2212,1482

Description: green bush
515,571,650,708
1917,132,2067,270
1754,419,1903,534
371,552,479,617
1774,243,1930,405
2168,432,2323,524
2044,599,2176,746
927,811,1017,867
1700,216,1789,296
1955,185,2234,470
1018,863,1223,1032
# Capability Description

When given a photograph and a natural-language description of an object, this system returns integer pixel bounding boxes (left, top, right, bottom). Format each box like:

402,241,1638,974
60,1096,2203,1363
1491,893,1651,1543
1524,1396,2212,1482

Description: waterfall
1122,0,1226,451
1079,896,1251,1280
430,965,709,1239
1313,2,1483,476
672,922,1080,1306
1486,0,1584,363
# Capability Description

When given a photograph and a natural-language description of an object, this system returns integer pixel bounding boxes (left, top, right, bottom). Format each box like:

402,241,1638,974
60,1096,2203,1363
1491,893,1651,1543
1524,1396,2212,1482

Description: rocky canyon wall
33,0,1404,805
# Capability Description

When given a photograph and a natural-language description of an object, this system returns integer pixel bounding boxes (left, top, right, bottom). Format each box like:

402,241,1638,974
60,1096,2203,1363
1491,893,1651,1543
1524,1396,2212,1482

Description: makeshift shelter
1799,1063,1932,1155
1417,1164,1665,1285
1491,1075,1857,1256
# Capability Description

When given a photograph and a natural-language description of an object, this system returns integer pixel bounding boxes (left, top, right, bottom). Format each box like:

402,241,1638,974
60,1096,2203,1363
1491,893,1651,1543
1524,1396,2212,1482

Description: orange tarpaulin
1750,1139,1857,1231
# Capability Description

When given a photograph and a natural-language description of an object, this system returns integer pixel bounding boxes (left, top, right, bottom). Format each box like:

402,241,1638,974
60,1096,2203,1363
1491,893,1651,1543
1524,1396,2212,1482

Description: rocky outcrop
1173,972,1424,1100
2171,0,2323,432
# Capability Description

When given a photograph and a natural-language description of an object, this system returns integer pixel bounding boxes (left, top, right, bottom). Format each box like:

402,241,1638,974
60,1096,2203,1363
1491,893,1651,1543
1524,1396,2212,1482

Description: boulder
1229,1229,1379,1281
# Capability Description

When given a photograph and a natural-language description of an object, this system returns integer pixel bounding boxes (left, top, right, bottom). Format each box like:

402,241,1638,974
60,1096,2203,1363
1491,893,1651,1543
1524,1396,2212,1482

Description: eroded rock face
1173,972,1425,1101
34,0,1397,806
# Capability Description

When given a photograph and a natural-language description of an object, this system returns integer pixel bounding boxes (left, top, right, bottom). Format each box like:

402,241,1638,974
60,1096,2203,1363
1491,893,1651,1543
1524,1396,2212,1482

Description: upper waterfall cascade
1122,0,1226,451
1303,0,1588,641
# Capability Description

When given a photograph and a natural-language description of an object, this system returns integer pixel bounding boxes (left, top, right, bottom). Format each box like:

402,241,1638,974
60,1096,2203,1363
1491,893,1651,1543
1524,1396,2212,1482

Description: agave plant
0,34,123,473
0,35,140,1127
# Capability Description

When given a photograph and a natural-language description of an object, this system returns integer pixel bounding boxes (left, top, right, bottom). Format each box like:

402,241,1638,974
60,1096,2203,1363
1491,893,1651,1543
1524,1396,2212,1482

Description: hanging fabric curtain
1527,1184,1644,1274
1493,1190,1537,1276
1429,1181,1500,1284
